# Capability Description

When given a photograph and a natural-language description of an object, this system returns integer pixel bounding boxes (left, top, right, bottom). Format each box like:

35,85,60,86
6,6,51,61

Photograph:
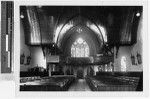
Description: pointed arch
55,15,106,46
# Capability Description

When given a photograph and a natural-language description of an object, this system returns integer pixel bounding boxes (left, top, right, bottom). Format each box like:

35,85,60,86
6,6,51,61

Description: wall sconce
137,52,142,64
20,53,25,64
25,53,31,65
20,12,24,19
131,54,136,65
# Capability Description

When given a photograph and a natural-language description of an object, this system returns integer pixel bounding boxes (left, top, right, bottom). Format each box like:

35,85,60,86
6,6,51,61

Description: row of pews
20,75,75,91
86,72,142,91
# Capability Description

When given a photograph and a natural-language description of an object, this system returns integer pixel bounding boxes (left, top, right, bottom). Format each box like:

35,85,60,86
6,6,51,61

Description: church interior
19,6,143,91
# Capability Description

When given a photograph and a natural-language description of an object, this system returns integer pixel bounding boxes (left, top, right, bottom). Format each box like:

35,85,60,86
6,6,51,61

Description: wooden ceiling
20,6,142,55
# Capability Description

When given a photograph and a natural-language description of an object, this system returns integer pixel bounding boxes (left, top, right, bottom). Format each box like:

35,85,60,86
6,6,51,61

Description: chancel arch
55,15,106,48
60,25,102,57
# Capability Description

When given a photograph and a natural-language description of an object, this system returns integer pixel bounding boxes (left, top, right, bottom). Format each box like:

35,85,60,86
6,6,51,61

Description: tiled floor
68,79,91,91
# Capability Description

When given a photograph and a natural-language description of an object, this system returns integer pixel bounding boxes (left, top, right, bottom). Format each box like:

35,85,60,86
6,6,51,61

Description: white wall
30,47,46,69
20,21,31,71
20,21,46,71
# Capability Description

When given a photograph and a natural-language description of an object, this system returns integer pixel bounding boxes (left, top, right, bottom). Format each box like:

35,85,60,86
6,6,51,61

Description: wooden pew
86,75,140,91
20,76,75,91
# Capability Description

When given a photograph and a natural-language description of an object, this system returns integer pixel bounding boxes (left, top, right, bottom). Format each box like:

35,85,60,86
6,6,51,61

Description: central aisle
68,79,91,91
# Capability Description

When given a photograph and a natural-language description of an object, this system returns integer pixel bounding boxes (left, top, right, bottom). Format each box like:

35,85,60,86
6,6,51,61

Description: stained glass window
71,38,89,57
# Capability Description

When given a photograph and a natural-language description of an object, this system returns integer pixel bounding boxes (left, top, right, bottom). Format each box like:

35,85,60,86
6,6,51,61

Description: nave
20,6,143,91
20,71,142,91
68,79,91,91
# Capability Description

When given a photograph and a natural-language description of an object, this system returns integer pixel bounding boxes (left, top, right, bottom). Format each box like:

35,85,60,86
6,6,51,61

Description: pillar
48,65,52,76
83,67,88,77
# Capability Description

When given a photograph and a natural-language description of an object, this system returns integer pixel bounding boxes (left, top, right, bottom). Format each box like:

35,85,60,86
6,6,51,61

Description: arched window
71,38,89,57
121,56,127,72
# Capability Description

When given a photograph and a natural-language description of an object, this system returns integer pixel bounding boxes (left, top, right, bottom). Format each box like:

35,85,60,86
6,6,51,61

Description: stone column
93,66,96,76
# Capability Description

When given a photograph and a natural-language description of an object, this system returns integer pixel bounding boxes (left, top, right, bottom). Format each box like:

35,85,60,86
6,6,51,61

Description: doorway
77,68,84,79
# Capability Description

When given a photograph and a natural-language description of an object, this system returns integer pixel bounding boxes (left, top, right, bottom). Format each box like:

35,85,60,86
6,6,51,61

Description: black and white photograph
0,0,149,98
19,5,143,92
